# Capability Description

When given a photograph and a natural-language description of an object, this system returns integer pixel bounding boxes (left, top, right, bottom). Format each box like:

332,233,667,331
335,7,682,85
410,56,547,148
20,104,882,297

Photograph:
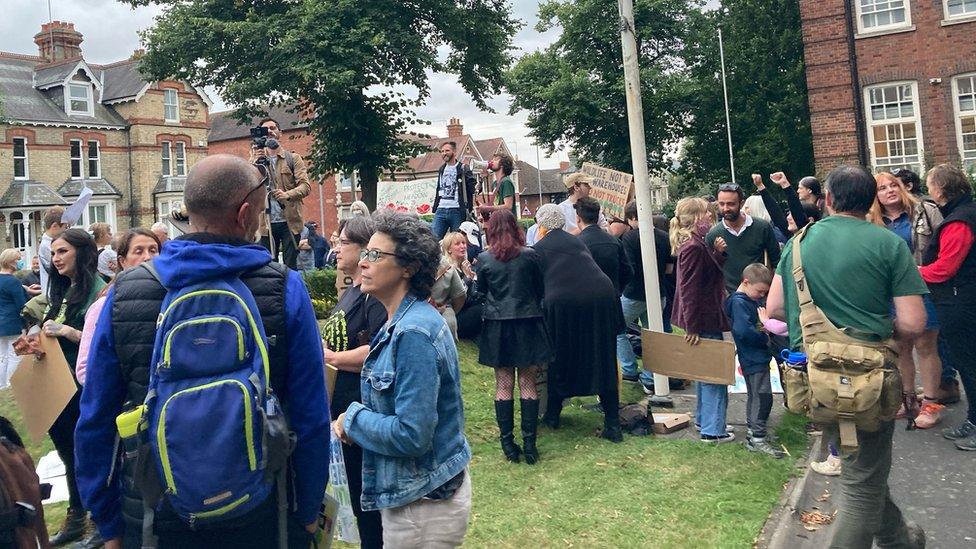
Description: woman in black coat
532,204,624,442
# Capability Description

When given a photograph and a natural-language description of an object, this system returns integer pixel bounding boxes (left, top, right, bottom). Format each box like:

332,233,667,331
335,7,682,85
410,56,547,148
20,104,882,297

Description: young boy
724,263,784,458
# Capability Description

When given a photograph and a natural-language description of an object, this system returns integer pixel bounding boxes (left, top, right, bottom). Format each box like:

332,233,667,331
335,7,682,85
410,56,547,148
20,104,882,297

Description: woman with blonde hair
871,171,946,428
430,232,468,340
0,249,27,388
670,197,734,442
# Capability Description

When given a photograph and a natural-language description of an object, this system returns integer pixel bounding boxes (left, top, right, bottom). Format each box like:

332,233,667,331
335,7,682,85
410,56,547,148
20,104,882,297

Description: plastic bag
326,436,359,544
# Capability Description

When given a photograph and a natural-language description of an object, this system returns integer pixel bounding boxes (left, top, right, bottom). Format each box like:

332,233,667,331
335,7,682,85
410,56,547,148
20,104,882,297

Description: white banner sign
376,178,438,215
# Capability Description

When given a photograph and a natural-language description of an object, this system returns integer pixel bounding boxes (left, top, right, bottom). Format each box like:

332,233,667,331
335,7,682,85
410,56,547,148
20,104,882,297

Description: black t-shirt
621,228,674,301
321,284,387,420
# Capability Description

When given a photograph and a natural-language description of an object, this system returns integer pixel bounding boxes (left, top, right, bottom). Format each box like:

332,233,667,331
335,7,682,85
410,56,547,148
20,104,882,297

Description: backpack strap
140,261,163,286
283,150,295,174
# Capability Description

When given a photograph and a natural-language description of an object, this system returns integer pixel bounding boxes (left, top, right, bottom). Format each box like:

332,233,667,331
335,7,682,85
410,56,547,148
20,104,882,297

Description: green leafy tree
505,0,698,174
679,0,814,196
120,0,518,209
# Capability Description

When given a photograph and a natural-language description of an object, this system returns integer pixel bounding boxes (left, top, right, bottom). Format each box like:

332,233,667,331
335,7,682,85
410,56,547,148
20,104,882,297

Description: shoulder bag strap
789,224,835,343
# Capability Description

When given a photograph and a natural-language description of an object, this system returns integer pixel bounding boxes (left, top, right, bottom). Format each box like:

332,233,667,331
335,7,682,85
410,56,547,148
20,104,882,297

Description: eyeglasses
359,249,401,263
237,164,270,212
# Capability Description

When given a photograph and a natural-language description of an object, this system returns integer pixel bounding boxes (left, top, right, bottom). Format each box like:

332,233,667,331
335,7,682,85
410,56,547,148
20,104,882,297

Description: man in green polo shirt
705,183,781,294
477,152,518,220
767,165,928,549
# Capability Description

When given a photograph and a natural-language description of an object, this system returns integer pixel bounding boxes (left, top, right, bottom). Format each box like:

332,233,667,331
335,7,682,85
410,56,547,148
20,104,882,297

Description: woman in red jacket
670,197,733,442
919,164,976,451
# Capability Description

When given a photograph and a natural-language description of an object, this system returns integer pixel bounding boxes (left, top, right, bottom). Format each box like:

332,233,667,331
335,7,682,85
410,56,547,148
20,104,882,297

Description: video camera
250,126,280,155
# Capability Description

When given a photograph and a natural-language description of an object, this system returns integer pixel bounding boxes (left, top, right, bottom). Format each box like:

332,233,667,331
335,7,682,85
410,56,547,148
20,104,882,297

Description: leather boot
74,529,105,549
541,388,562,429
520,399,540,465
50,507,86,546
494,400,521,463
600,389,623,443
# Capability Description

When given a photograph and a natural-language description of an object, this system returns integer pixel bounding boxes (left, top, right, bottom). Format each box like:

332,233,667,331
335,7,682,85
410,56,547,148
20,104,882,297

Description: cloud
0,0,567,168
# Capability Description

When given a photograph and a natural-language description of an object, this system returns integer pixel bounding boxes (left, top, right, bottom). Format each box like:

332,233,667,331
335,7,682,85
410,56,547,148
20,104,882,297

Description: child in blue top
724,263,783,458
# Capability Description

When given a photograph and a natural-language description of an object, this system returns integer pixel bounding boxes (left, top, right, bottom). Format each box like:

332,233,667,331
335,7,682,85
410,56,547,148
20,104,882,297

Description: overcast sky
1,0,568,168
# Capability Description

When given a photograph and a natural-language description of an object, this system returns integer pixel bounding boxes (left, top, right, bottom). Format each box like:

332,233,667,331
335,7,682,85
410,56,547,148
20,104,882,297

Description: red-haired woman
474,210,552,464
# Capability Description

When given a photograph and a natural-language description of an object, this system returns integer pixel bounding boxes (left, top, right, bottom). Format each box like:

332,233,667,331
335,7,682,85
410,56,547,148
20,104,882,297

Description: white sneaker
810,454,841,476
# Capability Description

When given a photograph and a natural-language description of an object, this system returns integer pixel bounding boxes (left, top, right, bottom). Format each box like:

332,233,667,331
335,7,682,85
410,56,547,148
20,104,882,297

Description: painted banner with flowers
376,178,438,216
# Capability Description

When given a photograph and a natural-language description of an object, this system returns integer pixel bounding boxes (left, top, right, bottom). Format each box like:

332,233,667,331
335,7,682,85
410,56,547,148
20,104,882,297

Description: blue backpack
136,262,293,529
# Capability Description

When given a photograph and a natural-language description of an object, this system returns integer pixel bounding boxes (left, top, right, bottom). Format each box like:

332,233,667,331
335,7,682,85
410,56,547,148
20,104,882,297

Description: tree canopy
504,0,697,174
121,0,519,208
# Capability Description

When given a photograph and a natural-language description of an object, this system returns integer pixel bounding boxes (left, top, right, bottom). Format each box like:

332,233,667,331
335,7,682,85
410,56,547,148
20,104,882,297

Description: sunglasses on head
718,183,741,192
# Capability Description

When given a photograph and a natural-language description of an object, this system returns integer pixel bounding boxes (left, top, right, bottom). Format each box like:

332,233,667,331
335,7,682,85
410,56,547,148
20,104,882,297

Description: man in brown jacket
251,117,311,269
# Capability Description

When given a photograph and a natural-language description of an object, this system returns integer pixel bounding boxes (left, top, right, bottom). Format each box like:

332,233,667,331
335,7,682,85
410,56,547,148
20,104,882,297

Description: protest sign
579,163,635,221
10,333,78,442
641,330,736,385
376,178,438,216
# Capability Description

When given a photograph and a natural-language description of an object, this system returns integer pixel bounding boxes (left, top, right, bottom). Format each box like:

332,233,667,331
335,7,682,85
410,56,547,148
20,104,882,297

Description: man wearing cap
559,173,592,236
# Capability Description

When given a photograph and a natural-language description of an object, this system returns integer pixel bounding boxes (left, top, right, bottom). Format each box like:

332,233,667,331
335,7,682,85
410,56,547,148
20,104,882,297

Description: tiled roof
0,55,126,127
0,180,68,209
209,105,309,142
57,178,122,197
98,60,147,103
152,176,187,194
33,59,80,89
474,138,504,160
515,160,565,195
404,135,482,174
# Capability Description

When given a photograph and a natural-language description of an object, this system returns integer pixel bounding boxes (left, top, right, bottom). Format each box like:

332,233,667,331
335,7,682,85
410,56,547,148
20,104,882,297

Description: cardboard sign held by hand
641,330,736,385
10,333,78,442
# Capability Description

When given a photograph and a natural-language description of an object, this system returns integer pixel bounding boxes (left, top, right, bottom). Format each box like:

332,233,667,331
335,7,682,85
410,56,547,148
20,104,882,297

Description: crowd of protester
1,143,973,549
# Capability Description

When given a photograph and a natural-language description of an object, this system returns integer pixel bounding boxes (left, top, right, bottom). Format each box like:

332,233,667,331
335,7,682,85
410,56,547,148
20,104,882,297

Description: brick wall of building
208,129,339,237
801,0,976,175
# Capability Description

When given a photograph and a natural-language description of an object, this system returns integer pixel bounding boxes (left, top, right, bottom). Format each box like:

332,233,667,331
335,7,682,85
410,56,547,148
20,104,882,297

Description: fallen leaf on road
816,490,831,502
800,509,835,529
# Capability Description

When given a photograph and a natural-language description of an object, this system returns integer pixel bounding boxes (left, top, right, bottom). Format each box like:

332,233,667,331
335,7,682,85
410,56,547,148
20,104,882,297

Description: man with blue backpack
75,155,330,549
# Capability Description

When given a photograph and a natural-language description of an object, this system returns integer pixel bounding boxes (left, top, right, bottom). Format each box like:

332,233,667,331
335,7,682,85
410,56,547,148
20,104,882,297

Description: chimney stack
34,21,84,63
446,117,463,139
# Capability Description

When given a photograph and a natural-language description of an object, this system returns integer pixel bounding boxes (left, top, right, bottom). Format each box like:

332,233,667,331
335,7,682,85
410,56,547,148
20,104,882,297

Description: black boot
600,388,623,443
542,388,562,429
50,507,86,546
520,399,540,465
74,529,105,549
495,400,521,463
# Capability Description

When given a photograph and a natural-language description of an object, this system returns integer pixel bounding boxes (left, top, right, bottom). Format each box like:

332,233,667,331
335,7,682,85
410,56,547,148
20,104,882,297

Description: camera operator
249,117,311,269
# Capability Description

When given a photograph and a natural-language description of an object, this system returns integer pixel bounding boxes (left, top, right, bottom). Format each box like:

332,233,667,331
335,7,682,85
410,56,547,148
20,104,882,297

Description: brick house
208,106,339,237
800,0,976,176
517,159,568,216
0,21,212,261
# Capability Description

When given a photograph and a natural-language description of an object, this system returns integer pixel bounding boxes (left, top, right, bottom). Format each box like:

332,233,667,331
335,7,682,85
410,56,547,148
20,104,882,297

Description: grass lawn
2,339,807,547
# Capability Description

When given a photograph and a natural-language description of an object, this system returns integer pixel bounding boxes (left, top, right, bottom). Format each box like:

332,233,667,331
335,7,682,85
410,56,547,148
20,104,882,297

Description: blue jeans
694,332,729,437
617,296,650,383
431,207,465,240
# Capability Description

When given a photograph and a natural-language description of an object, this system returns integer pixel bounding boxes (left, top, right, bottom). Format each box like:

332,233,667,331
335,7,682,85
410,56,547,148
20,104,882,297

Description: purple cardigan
670,224,731,335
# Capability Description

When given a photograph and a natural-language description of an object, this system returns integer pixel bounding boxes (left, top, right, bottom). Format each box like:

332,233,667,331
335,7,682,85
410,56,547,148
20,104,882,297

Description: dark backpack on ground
618,404,654,436
0,417,48,549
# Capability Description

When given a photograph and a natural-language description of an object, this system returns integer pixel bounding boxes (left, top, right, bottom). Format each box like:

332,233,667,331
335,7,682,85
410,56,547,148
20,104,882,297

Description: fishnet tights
494,366,539,400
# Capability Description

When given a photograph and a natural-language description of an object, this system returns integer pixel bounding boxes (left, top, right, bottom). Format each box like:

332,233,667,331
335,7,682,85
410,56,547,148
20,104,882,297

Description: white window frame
161,141,172,176
72,199,117,233
953,73,976,168
175,142,186,176
70,139,84,179
157,197,183,238
12,137,28,180
864,81,925,173
163,88,180,123
87,140,101,179
65,83,94,116
855,0,912,34
944,0,976,20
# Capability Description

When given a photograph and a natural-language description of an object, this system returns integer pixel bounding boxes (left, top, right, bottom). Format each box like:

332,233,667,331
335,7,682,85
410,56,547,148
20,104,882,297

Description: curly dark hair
492,153,515,176
372,211,440,300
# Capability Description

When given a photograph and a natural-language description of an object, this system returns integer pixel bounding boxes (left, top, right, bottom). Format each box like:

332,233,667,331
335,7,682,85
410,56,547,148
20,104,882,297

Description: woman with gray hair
333,211,471,547
532,204,625,441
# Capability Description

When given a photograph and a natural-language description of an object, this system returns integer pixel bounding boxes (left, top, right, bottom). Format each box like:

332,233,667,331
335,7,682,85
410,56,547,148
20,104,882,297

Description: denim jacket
343,293,471,511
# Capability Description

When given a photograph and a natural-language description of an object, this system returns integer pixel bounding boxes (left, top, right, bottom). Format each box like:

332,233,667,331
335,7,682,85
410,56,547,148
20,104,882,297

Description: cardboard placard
579,163,635,221
335,268,354,300
376,178,438,216
641,330,736,385
652,413,691,434
10,333,78,442
325,364,338,401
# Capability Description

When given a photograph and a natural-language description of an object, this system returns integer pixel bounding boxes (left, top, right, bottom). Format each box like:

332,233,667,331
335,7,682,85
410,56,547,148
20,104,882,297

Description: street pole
536,144,543,205
718,27,736,184
617,0,670,401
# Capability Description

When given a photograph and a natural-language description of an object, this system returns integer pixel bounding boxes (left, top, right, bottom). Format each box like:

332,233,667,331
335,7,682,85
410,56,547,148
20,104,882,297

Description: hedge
301,268,338,319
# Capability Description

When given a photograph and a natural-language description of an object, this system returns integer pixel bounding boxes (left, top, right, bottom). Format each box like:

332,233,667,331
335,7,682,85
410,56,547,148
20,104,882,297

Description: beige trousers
380,471,471,548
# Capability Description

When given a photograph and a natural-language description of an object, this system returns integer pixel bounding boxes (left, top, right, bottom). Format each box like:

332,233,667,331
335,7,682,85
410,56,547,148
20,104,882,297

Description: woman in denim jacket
333,211,472,548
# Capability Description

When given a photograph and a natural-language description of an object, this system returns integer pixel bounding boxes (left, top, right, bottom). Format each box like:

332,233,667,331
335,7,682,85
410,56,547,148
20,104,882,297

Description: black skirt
478,317,553,368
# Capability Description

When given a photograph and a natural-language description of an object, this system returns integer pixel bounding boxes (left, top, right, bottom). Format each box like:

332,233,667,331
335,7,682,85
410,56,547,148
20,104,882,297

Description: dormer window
66,83,93,116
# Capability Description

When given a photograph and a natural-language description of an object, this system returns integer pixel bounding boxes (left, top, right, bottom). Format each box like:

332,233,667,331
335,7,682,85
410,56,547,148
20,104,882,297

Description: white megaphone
469,159,490,172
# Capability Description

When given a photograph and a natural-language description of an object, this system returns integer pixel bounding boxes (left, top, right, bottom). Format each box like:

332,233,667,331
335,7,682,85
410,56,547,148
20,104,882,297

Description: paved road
772,399,976,548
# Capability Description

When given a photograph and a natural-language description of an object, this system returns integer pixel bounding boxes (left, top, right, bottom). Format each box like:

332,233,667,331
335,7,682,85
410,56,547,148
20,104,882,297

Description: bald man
75,155,329,549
